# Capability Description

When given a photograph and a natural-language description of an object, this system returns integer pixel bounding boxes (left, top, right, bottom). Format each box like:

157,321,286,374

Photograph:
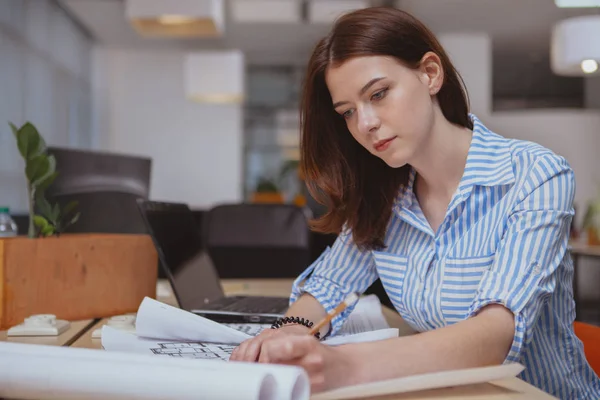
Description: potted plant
0,122,158,329
278,159,307,207
8,122,80,238
251,177,284,204
583,194,600,246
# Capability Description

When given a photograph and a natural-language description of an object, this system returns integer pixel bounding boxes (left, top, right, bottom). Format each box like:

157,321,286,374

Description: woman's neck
411,107,472,202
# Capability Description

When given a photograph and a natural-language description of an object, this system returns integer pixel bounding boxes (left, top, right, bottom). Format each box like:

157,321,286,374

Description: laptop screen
138,201,225,310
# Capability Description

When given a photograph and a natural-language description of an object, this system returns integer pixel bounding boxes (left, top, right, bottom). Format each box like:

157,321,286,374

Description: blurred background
1,0,600,320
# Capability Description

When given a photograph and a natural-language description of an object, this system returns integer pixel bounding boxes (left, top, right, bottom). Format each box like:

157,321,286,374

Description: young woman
230,7,600,399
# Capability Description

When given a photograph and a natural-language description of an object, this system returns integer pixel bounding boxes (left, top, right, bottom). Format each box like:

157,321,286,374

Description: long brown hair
300,7,471,251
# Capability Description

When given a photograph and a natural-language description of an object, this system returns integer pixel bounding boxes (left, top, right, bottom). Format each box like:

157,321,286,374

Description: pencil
308,292,360,337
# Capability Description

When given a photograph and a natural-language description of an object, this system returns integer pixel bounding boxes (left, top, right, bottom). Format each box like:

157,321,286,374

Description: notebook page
136,297,251,344
336,295,390,335
0,341,309,400
322,328,399,346
311,363,525,400
101,327,309,400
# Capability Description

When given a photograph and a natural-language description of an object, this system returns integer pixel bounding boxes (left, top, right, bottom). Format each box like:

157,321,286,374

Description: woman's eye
371,88,388,101
342,109,354,119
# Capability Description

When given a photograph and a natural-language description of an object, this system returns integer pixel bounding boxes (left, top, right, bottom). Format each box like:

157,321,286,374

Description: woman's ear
418,52,444,96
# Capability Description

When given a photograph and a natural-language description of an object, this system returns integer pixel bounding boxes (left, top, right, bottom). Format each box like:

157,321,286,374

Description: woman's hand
257,334,354,393
230,324,310,363
230,324,356,392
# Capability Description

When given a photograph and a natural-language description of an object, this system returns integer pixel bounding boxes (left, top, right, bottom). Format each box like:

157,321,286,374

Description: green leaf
51,202,60,222
32,154,56,187
583,201,600,229
9,122,19,139
37,171,59,194
41,224,55,237
33,215,49,229
62,201,79,218
25,155,50,184
36,195,54,221
68,212,80,227
16,122,45,160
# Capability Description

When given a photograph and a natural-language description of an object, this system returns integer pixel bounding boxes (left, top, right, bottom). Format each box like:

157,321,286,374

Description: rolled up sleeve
290,228,378,335
467,154,575,363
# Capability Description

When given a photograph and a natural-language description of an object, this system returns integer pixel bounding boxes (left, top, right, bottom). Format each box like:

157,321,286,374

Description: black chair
203,203,311,279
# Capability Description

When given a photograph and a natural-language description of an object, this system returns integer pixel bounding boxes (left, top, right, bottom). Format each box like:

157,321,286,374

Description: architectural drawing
222,323,270,337
150,342,236,361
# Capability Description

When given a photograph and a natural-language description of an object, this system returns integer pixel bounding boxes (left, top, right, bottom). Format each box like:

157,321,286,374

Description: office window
0,0,94,214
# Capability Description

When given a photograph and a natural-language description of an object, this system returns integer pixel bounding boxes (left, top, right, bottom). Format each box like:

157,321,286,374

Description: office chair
203,203,311,279
574,321,600,375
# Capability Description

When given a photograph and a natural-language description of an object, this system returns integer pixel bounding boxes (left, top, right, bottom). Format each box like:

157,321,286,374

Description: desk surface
569,241,600,257
71,279,555,400
0,319,95,347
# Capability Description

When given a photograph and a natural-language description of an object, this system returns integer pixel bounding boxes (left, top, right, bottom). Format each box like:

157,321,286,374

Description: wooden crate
0,234,158,329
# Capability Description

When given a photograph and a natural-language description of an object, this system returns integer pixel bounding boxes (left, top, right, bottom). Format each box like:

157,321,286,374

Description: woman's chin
380,153,409,169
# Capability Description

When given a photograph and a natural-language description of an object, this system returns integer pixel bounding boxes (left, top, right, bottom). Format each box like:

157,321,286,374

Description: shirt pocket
372,251,415,324
441,254,495,325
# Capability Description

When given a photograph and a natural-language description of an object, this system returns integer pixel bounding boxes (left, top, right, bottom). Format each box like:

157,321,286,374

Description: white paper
100,327,309,400
136,297,252,344
0,341,309,400
221,322,398,347
102,325,235,361
311,363,526,400
336,295,390,335
223,323,271,337
322,328,399,346
132,296,395,348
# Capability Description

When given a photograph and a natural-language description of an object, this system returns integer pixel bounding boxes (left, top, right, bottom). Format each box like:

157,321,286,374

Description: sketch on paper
150,342,236,361
222,323,271,337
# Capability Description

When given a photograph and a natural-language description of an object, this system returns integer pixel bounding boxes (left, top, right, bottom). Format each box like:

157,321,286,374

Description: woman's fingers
258,336,330,393
230,329,280,362
258,335,318,364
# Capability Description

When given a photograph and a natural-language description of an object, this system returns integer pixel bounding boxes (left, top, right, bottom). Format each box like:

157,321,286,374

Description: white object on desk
92,314,136,339
0,341,310,400
7,314,70,337
156,280,173,298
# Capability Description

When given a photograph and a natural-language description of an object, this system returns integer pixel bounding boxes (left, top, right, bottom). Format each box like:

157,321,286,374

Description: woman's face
325,55,440,168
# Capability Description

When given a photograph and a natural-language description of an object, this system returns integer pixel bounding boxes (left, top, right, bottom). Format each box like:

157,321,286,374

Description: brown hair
300,7,472,251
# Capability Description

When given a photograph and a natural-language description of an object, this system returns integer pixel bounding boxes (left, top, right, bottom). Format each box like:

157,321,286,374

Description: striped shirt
291,114,600,399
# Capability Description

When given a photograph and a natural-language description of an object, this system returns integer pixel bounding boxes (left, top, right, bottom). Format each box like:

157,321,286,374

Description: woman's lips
374,136,397,152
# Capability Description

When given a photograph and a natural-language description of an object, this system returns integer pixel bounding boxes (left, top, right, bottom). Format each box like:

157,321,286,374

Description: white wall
441,33,600,223
0,0,93,215
92,48,243,209
441,33,600,304
586,77,600,109
440,34,491,116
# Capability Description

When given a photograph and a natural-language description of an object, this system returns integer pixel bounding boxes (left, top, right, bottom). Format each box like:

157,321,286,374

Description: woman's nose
357,108,380,136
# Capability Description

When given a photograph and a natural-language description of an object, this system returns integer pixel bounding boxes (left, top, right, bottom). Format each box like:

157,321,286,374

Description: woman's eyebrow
332,77,386,109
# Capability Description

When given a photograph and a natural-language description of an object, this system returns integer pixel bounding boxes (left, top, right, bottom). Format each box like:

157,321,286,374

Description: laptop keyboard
219,296,289,314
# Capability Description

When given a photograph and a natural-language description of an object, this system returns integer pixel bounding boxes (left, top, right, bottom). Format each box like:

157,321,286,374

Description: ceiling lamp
184,51,245,104
125,0,225,38
308,0,369,24
555,0,600,7
231,0,302,23
551,15,600,76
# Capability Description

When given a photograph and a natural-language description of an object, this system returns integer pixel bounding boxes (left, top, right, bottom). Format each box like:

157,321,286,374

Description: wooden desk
569,241,600,319
71,279,555,399
0,319,95,347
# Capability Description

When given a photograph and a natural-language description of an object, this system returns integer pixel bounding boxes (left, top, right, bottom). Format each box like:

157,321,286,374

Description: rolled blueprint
0,341,309,400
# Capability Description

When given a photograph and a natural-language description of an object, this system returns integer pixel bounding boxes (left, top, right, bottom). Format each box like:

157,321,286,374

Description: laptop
136,199,290,323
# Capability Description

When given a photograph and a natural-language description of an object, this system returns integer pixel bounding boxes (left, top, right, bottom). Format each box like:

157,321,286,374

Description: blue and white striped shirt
291,114,600,399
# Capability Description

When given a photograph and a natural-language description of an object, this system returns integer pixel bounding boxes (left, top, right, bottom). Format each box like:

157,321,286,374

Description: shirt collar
396,114,515,210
